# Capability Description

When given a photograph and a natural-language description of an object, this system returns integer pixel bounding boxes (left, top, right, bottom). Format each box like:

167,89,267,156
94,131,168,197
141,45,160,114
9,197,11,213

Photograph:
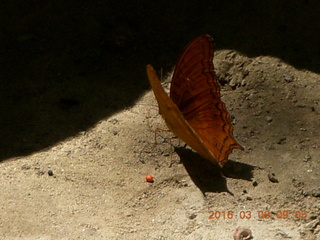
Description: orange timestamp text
209,210,307,220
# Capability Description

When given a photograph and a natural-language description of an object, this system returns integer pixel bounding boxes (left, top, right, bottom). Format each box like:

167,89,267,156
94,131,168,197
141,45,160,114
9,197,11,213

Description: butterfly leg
168,136,179,167
154,128,180,167
145,106,159,132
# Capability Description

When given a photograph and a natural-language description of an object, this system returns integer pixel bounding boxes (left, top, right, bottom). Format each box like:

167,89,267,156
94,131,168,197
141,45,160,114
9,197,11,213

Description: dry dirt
0,1,320,240
1,50,320,239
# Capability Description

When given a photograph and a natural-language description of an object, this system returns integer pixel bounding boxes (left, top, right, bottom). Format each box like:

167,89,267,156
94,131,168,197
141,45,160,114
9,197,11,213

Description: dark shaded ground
1,0,319,161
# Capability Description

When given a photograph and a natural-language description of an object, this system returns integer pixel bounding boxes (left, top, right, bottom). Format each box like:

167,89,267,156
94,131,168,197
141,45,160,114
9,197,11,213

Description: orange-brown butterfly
146,35,243,167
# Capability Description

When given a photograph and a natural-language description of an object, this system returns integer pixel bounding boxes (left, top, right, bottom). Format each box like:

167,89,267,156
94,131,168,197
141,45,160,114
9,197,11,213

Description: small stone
108,118,119,125
283,74,294,83
242,69,249,78
275,230,291,238
268,173,279,183
229,78,237,88
21,164,31,170
304,154,312,162
314,226,320,235
266,116,273,123
233,227,252,240
189,213,197,219
311,188,320,197
305,219,319,231
48,170,54,176
297,103,307,108
252,180,258,187
277,137,286,145
37,170,46,176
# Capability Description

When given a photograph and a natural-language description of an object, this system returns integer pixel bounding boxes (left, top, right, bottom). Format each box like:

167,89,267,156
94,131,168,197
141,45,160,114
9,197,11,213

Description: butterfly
147,35,243,167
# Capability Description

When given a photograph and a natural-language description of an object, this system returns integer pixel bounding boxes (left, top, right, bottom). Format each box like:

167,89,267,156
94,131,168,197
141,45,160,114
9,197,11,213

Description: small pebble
21,164,31,170
311,188,320,197
37,170,46,176
233,227,252,240
266,116,273,123
304,154,312,162
109,118,119,125
305,219,320,231
277,137,286,144
252,180,258,187
48,170,54,176
268,173,279,183
284,74,294,83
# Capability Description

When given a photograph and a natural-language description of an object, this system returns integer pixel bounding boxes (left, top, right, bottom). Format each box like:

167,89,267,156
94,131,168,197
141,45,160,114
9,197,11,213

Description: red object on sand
146,174,154,182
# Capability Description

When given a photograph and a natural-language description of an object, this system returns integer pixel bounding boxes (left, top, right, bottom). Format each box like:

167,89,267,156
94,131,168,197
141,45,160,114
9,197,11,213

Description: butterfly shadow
174,147,256,196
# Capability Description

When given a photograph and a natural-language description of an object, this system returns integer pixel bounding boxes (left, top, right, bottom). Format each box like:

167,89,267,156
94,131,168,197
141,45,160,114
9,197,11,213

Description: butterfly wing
147,65,221,164
170,35,243,165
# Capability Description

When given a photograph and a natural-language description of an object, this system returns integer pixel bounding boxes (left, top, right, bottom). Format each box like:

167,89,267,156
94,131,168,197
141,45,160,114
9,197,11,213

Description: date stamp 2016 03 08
209,210,307,220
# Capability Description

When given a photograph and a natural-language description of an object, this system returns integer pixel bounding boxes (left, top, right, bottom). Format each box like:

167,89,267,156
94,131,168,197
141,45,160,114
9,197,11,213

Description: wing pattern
170,35,243,165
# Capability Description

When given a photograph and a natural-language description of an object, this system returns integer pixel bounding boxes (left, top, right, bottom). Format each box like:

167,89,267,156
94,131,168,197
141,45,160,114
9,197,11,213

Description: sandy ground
0,1,319,239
